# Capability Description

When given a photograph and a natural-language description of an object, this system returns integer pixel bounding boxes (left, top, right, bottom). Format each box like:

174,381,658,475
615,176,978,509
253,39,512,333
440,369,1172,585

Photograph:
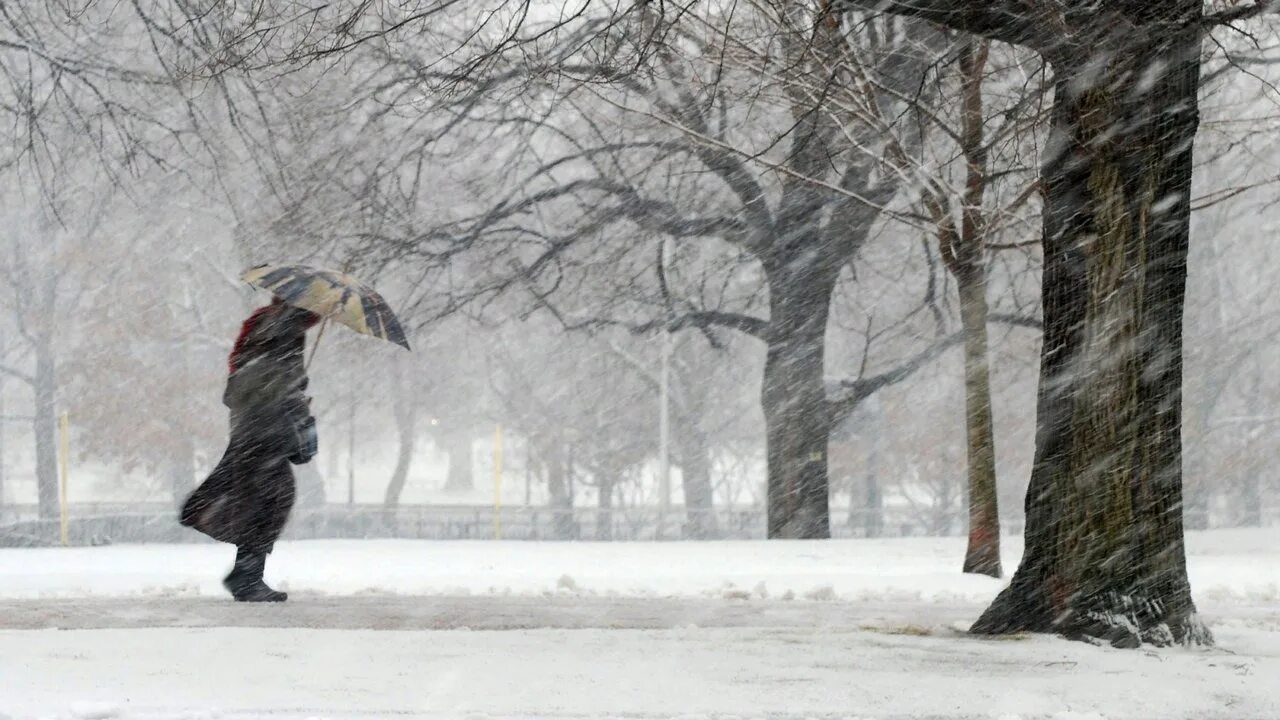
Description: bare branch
829,331,963,419
1203,1,1280,28
0,363,34,386
832,1,1056,50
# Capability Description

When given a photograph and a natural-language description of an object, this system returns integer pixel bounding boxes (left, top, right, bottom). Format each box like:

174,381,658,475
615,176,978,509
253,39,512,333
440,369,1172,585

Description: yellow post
493,424,504,540
57,412,70,547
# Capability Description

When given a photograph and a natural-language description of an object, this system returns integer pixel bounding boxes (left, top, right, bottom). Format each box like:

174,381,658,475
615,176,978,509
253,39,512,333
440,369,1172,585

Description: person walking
180,298,321,602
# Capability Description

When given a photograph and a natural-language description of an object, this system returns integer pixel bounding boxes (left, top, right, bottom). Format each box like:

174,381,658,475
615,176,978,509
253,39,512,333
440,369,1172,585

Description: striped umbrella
241,265,411,360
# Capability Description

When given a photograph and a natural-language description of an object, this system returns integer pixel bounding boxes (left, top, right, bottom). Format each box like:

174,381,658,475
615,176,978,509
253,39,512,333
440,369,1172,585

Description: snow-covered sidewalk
3,616,1278,719
2,529,1278,719
3,528,1279,606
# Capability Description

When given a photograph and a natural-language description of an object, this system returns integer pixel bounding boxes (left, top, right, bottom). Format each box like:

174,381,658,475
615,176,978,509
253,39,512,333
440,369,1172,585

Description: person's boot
223,547,288,602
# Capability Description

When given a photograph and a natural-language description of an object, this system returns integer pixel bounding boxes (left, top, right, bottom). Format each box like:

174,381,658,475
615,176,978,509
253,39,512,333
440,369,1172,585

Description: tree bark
762,263,838,539
677,426,718,539
442,429,474,493
972,8,1210,647
958,272,1002,577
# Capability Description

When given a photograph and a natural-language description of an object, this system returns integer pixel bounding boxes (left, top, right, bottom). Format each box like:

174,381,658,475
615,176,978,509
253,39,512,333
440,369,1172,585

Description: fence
0,502,977,547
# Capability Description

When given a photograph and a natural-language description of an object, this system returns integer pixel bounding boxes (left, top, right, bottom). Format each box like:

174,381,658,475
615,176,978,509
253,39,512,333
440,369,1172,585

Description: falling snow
1,1,1279,718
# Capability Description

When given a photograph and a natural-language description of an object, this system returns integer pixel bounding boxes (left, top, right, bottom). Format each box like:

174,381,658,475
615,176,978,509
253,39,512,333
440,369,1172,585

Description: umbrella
241,264,411,365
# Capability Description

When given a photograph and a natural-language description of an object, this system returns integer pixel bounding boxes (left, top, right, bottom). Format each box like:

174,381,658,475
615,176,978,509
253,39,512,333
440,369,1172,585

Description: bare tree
909,40,1045,575
834,0,1280,647
0,176,124,519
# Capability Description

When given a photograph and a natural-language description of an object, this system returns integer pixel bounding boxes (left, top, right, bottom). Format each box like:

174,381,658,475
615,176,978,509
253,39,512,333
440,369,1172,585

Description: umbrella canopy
242,264,410,350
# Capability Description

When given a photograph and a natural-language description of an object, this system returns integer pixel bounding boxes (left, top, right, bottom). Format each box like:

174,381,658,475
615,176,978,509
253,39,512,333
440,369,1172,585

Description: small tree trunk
33,338,58,521
864,472,883,538
677,426,718,539
958,272,1002,578
762,264,837,539
854,398,885,538
326,421,341,478
442,429,474,493
1239,469,1263,527
545,437,575,540
1238,372,1264,527
384,432,415,508
972,13,1209,647
1183,453,1211,530
0,369,6,508
596,473,614,541
384,363,417,509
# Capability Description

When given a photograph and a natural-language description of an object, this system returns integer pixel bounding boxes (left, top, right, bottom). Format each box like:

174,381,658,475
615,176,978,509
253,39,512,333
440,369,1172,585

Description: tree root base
971,585,1213,649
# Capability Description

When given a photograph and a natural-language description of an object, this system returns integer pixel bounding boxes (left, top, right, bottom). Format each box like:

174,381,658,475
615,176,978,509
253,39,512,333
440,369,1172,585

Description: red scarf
228,301,321,374
228,305,279,374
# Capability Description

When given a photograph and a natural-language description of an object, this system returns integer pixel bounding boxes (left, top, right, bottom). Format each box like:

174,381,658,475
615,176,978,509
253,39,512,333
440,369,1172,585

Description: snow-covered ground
2,529,1278,719
4,529,1280,603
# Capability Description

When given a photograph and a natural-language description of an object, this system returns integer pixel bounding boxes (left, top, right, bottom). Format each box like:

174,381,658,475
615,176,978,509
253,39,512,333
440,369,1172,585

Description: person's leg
223,545,287,602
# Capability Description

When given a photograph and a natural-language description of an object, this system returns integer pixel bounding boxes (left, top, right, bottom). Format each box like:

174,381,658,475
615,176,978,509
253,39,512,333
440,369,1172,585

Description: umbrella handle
306,317,330,372
304,256,350,371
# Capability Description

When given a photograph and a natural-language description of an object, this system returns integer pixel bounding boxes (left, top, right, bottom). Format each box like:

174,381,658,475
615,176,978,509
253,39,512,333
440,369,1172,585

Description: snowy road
3,595,1280,720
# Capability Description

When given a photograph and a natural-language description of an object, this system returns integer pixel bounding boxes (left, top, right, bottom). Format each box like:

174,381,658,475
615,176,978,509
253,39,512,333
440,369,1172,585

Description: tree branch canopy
635,311,769,340
831,1,1054,49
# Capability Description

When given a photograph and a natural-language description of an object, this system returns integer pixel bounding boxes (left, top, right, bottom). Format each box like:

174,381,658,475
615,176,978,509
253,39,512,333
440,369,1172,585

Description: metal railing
0,502,987,546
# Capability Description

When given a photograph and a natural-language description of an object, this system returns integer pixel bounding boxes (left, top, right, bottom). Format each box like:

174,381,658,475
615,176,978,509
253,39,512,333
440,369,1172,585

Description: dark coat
180,306,316,551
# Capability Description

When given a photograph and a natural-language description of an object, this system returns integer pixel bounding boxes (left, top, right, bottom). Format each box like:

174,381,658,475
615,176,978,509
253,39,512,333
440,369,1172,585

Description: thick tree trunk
442,429,474,493
33,339,58,521
762,265,837,539
972,12,1210,647
958,273,1002,577
677,426,718,539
